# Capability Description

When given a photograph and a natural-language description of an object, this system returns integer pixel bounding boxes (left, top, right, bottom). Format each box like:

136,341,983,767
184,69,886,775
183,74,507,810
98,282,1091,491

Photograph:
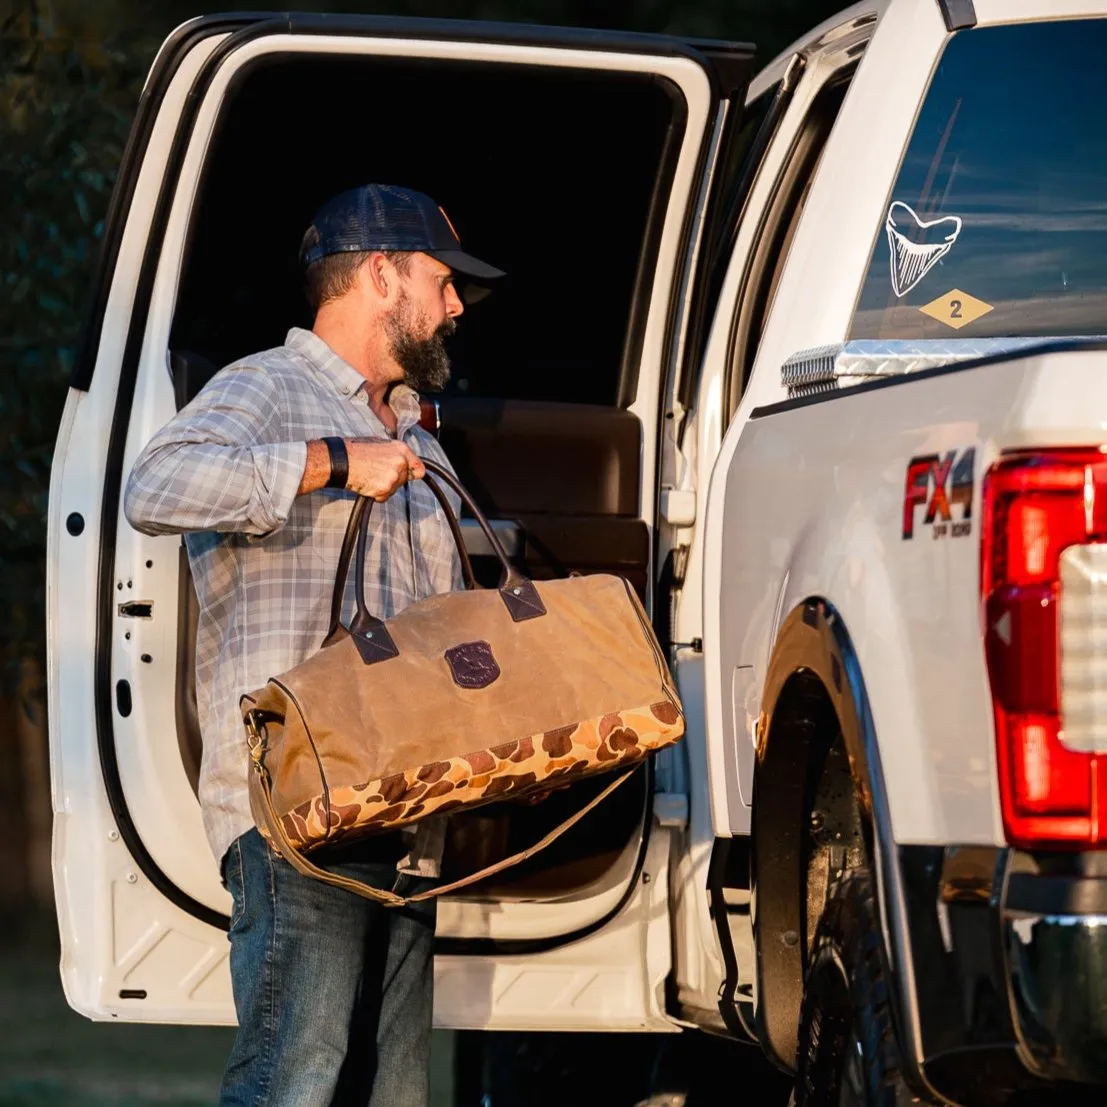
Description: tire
794,870,923,1107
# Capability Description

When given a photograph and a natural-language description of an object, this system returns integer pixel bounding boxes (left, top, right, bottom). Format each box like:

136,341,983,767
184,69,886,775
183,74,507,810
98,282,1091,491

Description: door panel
48,19,252,1023
49,15,753,1023
438,397,641,517
438,396,650,595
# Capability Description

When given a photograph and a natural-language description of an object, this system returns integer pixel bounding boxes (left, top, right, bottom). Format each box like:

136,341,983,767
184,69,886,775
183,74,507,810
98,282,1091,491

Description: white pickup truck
47,0,1107,1103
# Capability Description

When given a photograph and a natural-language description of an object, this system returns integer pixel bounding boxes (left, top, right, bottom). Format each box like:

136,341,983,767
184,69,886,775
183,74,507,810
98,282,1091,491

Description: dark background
0,1,840,1104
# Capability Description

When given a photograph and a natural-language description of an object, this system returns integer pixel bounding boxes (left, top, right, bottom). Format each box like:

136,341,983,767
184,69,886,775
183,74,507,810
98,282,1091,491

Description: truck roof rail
936,0,977,31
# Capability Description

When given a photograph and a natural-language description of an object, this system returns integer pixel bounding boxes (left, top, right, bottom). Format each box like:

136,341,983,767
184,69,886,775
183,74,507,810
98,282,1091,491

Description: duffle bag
242,460,684,906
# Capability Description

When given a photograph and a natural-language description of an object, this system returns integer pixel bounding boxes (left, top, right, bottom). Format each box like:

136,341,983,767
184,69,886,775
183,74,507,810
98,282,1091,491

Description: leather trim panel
438,397,642,518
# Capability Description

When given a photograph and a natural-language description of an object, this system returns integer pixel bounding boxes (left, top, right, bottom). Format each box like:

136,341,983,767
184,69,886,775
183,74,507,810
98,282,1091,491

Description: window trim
675,63,801,418
725,62,858,420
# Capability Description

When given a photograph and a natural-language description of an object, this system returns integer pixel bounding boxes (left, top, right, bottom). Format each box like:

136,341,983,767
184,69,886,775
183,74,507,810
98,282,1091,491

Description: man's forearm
126,433,423,540
298,439,333,495
124,438,308,537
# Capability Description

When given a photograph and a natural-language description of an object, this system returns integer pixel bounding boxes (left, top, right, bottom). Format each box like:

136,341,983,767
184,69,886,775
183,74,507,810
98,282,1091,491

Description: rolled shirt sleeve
124,364,308,538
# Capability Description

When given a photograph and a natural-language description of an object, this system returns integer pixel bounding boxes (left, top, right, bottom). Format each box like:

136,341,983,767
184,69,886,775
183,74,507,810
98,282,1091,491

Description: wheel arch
750,597,923,1086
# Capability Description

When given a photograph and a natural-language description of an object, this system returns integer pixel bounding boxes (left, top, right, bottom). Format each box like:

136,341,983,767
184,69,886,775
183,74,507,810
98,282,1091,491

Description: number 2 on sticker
919,288,993,329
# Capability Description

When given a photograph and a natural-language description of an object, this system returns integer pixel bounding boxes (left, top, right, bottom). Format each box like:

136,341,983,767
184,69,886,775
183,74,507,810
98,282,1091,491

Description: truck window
851,19,1107,340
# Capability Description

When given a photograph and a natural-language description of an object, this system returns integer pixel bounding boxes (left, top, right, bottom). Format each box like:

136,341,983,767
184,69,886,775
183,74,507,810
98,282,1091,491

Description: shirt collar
285,327,422,436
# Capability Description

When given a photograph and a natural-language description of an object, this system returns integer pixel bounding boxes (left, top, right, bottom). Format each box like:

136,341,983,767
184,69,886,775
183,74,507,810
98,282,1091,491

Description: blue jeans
219,828,437,1107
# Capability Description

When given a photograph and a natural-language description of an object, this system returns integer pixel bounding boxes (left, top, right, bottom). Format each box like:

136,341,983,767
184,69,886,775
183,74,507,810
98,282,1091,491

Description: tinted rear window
851,20,1107,340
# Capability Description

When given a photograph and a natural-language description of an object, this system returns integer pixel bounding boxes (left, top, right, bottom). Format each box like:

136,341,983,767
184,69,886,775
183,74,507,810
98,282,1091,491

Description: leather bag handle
420,460,522,587
326,459,546,654
421,461,547,624
326,466,479,642
250,742,636,907
327,495,370,639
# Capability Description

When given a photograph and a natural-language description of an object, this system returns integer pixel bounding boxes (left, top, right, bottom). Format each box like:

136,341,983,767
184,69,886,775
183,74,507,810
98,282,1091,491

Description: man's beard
386,293,455,392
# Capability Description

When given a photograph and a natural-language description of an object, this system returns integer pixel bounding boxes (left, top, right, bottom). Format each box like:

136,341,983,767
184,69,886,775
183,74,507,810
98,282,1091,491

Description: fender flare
750,598,929,1094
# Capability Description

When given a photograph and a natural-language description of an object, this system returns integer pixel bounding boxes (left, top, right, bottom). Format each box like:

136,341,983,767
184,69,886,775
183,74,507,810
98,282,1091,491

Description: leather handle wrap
252,755,636,907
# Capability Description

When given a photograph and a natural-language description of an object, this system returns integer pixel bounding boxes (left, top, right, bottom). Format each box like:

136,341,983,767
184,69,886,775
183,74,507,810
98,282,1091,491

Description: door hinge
661,487,696,527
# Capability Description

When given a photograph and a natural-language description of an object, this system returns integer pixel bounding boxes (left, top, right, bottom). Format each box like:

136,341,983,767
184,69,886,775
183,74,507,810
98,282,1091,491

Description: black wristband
322,437,349,490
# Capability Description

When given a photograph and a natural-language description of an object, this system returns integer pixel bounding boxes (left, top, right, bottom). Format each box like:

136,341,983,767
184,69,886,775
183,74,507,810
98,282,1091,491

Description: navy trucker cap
300,184,505,282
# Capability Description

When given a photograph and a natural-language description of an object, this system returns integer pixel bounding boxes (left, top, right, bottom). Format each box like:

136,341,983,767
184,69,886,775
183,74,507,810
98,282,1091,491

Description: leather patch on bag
445,641,501,689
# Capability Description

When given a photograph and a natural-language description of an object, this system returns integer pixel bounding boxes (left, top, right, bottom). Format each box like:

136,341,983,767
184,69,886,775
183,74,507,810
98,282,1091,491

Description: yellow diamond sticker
919,288,994,330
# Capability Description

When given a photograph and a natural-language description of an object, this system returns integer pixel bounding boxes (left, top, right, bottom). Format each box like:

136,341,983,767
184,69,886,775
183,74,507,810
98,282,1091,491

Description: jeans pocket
223,839,247,932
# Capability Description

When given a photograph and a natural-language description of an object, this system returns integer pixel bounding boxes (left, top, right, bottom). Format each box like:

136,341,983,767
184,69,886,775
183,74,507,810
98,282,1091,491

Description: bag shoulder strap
252,759,636,907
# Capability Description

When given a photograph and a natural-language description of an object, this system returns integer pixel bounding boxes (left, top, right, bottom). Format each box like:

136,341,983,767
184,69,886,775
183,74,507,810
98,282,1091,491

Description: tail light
983,449,1107,848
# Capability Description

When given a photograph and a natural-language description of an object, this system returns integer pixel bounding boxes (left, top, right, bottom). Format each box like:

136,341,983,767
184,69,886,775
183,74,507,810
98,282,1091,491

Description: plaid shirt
125,327,462,872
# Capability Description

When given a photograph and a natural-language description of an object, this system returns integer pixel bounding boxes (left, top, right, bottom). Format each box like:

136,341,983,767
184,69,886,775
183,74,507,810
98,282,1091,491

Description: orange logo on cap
438,206,460,243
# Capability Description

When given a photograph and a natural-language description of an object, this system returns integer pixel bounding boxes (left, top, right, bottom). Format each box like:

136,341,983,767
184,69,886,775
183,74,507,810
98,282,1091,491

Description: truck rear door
47,12,754,1025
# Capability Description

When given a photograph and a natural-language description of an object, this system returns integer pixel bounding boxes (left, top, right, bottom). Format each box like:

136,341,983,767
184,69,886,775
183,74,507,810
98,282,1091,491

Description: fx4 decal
903,447,975,540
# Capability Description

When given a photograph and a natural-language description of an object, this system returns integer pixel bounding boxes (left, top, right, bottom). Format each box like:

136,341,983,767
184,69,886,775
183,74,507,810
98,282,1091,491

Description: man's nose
445,284,464,319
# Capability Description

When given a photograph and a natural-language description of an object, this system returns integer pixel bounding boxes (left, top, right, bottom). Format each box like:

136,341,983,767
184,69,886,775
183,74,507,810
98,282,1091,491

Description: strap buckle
245,710,268,770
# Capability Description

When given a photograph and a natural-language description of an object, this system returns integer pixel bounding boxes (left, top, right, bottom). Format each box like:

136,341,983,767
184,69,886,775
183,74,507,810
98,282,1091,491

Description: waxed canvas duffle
242,461,684,906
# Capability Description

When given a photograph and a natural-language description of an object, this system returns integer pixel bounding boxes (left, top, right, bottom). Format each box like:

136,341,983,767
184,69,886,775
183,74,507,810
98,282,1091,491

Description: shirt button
341,386,351,396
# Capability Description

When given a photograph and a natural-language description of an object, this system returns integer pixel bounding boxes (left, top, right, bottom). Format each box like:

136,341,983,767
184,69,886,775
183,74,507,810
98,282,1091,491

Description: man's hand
298,439,425,500
347,439,425,501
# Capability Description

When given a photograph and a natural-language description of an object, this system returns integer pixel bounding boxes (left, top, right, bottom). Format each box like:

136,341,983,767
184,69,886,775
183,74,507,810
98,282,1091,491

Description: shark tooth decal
886,201,963,297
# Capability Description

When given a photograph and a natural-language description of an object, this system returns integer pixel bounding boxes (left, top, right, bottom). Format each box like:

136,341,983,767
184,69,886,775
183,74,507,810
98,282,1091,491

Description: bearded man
124,185,503,1107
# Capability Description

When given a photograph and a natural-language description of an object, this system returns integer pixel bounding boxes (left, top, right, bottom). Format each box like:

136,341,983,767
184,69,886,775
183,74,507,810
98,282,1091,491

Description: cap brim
430,249,506,281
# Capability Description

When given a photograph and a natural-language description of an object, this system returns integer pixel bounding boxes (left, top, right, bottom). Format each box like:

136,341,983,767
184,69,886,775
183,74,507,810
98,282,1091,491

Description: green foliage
0,1,159,677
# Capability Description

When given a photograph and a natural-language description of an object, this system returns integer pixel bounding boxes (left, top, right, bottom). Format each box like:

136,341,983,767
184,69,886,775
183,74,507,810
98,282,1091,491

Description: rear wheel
794,871,922,1107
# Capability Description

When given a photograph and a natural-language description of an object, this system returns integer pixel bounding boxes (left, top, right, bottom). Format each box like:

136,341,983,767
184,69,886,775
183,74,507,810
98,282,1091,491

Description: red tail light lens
983,451,1107,847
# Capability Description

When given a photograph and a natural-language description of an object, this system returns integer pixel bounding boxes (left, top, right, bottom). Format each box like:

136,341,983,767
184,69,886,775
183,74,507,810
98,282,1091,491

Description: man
124,184,503,1107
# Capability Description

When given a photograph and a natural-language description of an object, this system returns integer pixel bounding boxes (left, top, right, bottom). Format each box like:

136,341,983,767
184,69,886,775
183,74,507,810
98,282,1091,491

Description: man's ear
362,252,393,300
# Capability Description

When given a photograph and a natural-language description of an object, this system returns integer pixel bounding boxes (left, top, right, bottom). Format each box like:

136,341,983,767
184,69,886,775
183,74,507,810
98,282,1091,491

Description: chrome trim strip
781,336,1107,398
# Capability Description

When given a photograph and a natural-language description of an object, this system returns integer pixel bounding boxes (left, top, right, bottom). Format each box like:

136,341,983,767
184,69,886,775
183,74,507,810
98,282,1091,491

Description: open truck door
47,13,754,1026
